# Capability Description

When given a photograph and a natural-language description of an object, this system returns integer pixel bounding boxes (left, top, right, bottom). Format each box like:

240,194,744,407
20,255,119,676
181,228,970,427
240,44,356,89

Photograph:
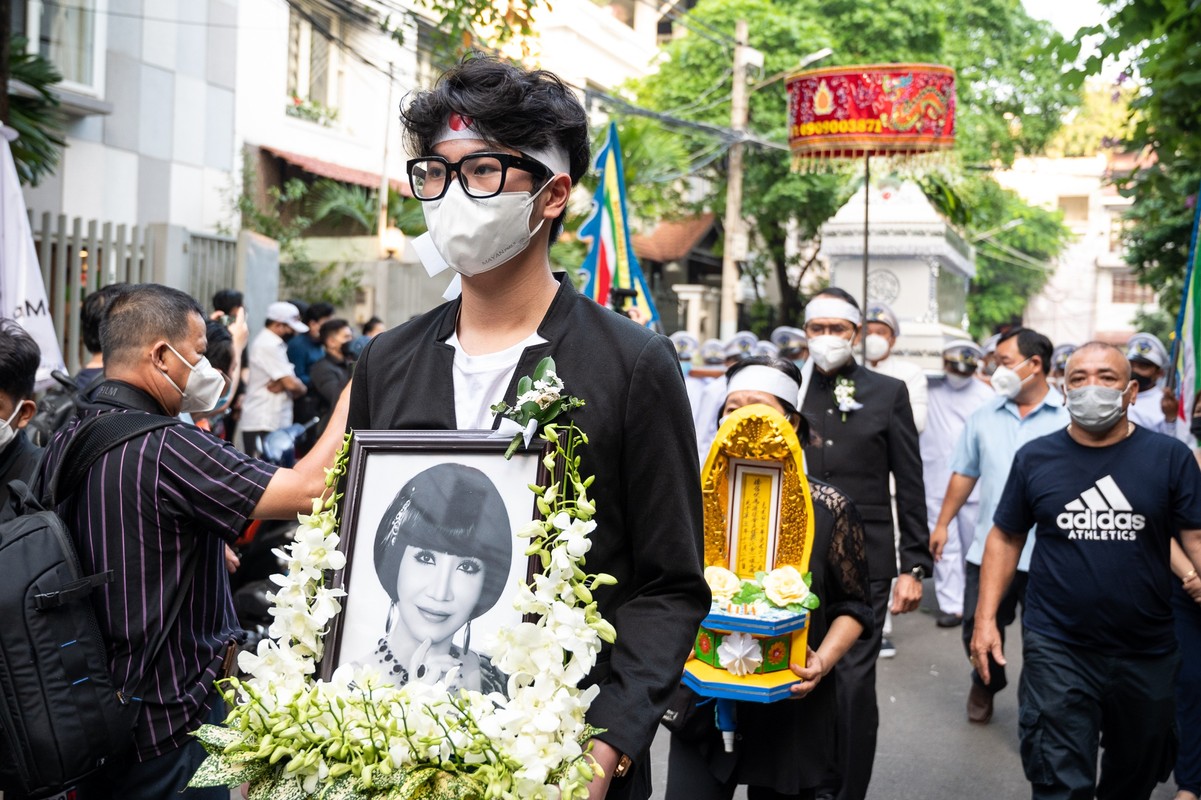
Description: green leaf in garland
189,751,272,788
801,594,821,610
193,722,244,755
313,773,363,800
730,583,764,605
248,771,308,800
533,356,555,382
517,375,534,395
802,572,813,587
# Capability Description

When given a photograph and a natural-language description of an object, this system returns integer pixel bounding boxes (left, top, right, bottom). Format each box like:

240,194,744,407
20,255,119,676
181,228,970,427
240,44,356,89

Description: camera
609,287,639,315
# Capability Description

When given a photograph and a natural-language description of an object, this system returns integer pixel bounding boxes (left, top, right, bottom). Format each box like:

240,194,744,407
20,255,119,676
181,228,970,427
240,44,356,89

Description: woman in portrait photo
370,462,511,694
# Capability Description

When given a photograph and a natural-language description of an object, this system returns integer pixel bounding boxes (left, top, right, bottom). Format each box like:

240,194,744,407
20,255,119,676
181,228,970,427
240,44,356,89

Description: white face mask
809,335,854,372
0,401,26,450
163,344,228,415
990,357,1032,400
864,333,891,363
945,373,975,390
1065,385,1128,433
422,180,550,277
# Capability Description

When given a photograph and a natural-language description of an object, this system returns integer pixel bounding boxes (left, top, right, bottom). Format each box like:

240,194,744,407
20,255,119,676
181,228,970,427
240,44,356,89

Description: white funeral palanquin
821,181,977,371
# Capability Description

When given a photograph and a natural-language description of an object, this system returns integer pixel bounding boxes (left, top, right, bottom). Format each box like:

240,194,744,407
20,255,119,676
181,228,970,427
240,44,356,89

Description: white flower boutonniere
491,356,586,458
833,376,863,422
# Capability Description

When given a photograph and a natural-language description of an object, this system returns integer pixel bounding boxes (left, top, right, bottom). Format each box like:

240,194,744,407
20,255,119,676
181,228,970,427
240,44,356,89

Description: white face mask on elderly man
162,344,228,414
864,334,891,363
809,335,855,372
423,180,551,277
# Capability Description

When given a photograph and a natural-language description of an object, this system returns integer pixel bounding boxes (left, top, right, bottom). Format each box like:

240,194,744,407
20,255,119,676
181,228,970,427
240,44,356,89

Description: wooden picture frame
319,431,548,695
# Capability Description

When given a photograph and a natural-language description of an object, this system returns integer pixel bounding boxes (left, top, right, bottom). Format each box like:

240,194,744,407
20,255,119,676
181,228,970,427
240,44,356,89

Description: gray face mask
1066,385,1126,433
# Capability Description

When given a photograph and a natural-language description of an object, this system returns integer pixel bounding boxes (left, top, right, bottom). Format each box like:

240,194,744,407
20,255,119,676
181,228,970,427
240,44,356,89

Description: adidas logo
1056,475,1145,541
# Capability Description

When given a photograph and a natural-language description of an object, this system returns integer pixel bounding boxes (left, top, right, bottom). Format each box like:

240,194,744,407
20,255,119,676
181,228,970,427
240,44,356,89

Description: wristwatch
908,565,926,581
613,754,633,778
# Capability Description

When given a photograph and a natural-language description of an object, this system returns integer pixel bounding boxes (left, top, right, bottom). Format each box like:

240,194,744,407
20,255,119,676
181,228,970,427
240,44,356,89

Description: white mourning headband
804,297,862,326
726,365,802,409
433,116,571,178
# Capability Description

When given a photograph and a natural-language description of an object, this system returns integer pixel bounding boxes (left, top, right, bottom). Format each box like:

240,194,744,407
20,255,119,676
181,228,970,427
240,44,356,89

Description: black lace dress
665,479,874,798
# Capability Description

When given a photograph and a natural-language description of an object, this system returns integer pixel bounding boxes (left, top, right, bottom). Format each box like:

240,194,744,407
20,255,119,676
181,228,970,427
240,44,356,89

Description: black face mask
1134,372,1156,392
281,331,295,343
1190,415,1201,441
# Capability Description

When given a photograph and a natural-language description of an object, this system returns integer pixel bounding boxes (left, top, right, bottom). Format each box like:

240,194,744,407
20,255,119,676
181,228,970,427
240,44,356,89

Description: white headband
804,297,862,326
433,119,571,178
726,366,801,409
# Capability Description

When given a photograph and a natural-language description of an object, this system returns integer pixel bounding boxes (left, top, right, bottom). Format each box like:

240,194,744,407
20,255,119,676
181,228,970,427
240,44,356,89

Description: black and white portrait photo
323,432,544,695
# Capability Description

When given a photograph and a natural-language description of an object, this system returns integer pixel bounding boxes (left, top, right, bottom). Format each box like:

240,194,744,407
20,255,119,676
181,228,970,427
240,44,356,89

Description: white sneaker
878,637,897,659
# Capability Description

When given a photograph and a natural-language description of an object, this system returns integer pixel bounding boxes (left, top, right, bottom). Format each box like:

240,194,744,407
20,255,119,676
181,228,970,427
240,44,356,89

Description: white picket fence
29,211,237,375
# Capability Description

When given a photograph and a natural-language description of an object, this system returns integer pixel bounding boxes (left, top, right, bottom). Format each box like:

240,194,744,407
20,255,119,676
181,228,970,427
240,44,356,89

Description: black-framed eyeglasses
406,152,552,201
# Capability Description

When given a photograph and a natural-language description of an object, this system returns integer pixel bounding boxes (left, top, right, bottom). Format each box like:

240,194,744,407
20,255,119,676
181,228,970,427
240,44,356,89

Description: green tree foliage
1046,79,1136,157
936,0,1077,166
6,36,67,186
1078,0,1201,320
923,174,1071,338
631,0,1074,328
306,179,427,235
631,0,845,326
232,172,358,307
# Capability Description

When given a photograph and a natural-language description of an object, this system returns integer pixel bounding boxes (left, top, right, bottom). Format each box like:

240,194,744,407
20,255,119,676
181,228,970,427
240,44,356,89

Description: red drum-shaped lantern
786,64,956,167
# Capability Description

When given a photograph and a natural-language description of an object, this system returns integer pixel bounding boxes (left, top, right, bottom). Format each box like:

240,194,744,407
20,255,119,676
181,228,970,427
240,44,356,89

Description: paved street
648,580,1179,799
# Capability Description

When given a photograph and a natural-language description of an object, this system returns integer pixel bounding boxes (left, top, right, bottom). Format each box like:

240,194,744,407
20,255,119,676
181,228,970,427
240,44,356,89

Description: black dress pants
962,562,1028,694
823,577,889,800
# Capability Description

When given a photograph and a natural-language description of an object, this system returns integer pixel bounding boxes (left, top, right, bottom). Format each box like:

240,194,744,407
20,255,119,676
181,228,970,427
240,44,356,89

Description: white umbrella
0,125,66,386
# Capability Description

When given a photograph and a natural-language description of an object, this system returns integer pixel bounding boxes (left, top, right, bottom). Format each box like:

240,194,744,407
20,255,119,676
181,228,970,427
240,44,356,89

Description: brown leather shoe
967,682,993,724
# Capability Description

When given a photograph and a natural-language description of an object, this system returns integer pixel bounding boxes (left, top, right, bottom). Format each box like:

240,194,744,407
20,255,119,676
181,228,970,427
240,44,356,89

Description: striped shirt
39,381,277,760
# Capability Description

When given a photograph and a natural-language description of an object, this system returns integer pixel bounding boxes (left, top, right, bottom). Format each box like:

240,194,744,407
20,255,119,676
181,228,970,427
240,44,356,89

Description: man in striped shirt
39,284,349,799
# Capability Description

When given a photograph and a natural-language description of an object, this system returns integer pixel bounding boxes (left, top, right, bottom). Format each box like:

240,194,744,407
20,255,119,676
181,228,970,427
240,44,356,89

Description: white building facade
993,155,1150,345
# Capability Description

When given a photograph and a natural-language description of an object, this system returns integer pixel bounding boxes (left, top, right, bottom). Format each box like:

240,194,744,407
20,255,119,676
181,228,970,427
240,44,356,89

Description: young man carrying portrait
346,56,710,800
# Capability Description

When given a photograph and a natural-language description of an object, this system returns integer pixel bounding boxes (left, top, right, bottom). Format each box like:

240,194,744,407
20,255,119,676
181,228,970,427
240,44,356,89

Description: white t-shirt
447,331,547,430
240,328,297,431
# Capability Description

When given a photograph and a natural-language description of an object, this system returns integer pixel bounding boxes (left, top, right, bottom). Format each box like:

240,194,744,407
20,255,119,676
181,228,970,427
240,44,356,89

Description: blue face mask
680,361,693,376
793,359,807,370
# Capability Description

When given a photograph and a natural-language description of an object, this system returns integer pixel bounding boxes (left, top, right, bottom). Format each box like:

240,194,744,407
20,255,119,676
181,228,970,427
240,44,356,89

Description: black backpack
0,412,190,798
23,371,90,449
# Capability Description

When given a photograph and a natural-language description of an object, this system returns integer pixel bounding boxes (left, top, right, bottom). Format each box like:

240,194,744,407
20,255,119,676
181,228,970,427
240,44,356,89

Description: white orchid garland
190,407,614,798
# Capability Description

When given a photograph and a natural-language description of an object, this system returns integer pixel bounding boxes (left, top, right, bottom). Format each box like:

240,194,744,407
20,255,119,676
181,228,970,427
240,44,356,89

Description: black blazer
348,275,710,799
801,361,931,581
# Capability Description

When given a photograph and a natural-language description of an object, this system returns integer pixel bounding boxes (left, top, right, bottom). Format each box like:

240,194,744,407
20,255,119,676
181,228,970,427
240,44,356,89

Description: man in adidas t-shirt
972,342,1201,800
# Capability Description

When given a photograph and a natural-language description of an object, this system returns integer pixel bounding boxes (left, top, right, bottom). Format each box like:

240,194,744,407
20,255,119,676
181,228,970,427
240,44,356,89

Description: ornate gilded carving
700,405,815,576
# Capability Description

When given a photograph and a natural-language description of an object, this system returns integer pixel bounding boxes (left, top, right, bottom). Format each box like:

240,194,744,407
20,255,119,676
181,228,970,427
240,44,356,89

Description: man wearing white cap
799,288,929,800
239,301,308,456
771,325,809,368
923,341,993,628
1124,332,1192,443
860,303,928,433
347,57,708,800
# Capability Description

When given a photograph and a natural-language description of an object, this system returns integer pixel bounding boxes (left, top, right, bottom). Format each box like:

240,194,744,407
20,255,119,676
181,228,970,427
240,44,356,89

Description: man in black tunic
347,57,709,800
798,288,930,800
